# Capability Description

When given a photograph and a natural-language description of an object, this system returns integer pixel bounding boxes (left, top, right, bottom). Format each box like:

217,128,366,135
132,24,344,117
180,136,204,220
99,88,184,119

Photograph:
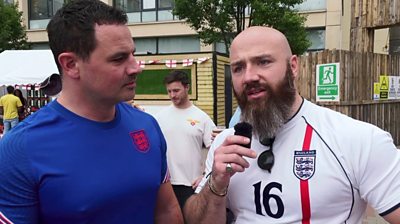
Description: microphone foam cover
234,122,252,148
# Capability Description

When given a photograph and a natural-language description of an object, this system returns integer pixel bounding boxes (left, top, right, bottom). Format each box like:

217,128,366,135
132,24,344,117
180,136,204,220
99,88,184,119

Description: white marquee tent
0,50,58,86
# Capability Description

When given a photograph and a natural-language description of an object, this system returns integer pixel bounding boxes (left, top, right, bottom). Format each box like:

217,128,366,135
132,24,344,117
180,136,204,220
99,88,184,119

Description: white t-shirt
197,99,400,223
156,104,216,186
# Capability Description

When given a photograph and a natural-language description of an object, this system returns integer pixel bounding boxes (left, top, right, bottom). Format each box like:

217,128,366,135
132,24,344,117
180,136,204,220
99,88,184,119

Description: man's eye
113,57,124,62
232,66,242,73
259,59,269,65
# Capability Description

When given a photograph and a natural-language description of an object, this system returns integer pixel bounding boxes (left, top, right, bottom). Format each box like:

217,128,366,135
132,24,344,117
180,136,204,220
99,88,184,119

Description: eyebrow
107,48,135,61
230,53,273,67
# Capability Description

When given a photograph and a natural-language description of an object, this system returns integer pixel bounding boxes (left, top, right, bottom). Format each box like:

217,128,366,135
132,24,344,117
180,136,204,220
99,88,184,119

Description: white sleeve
195,128,235,193
203,116,216,149
356,127,400,214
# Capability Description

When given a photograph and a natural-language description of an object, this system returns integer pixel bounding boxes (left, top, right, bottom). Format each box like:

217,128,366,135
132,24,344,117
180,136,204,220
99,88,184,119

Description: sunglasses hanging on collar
234,122,276,172
258,137,275,173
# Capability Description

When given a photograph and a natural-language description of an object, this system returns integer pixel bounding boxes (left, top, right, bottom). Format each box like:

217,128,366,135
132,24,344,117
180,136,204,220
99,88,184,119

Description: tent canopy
0,50,58,86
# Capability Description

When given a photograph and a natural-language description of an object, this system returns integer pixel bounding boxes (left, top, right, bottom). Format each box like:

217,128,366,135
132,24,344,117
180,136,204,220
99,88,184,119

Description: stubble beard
234,63,297,139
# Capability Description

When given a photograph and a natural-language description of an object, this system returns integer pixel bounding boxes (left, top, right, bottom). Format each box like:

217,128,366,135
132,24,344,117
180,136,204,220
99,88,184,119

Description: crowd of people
0,0,399,223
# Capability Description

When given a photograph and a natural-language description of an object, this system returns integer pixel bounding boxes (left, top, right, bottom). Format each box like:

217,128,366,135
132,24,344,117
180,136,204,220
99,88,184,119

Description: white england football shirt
197,99,400,223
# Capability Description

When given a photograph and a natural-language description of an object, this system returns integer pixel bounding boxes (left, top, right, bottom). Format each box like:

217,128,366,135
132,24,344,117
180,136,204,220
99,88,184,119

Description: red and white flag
182,59,194,67
197,57,210,64
0,211,13,224
138,60,146,68
148,60,159,64
165,60,177,68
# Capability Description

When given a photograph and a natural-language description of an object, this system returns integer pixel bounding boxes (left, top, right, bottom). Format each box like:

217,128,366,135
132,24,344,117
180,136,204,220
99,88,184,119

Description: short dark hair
47,0,128,72
6,86,14,94
163,70,190,86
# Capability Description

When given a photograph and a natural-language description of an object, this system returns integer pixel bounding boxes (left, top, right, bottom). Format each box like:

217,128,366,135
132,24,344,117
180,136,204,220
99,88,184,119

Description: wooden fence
297,50,400,145
352,0,400,28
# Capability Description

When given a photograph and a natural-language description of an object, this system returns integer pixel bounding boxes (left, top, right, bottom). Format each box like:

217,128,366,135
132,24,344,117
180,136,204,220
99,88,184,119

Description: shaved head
229,26,302,139
231,26,293,62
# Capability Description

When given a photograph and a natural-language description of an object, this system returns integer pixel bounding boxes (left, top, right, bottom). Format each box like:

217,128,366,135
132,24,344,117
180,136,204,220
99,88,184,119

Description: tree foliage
173,0,310,55
0,1,30,53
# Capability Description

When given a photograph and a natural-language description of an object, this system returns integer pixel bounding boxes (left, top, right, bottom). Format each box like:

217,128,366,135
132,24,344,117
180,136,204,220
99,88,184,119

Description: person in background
228,106,241,128
13,89,27,121
0,1,183,223
183,26,400,223
155,70,216,210
0,85,23,135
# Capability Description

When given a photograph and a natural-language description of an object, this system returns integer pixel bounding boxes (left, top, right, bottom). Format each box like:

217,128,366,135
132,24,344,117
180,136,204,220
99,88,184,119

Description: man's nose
243,64,260,83
128,56,142,75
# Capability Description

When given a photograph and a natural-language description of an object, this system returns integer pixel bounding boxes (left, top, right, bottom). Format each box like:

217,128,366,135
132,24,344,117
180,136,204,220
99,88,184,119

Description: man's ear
290,55,299,79
58,52,80,79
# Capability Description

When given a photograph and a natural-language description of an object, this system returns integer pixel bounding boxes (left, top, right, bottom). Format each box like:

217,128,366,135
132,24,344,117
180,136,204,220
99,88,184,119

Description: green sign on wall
316,63,340,102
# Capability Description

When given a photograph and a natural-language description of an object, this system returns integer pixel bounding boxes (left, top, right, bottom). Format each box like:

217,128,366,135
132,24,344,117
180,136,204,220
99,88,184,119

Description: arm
154,182,183,224
184,177,227,224
0,137,39,223
184,134,256,223
18,106,24,114
383,208,400,224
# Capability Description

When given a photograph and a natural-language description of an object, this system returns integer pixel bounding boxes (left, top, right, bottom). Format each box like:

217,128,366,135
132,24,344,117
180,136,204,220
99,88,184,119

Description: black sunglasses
258,137,275,172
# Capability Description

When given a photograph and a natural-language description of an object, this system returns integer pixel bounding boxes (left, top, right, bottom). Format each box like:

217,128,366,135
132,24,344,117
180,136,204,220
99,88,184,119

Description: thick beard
234,63,297,139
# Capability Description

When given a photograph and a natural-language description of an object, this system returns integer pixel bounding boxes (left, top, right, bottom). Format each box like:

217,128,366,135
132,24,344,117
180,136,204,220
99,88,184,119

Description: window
307,29,325,51
134,36,200,54
159,36,200,53
134,38,157,54
29,0,65,29
158,0,173,9
143,0,155,9
294,0,326,11
115,0,141,12
114,0,177,23
215,42,228,54
31,42,50,50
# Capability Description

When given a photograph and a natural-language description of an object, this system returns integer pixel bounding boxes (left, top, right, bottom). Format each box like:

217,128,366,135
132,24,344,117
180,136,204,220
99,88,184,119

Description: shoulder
191,105,212,119
301,100,392,152
303,100,377,133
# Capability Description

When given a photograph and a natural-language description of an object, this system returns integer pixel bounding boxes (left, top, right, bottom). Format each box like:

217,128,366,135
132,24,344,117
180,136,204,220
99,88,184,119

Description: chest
228,128,362,223
33,127,163,221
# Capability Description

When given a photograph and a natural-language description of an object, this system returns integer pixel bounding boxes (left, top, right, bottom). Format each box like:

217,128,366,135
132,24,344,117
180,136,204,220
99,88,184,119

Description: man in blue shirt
0,1,183,223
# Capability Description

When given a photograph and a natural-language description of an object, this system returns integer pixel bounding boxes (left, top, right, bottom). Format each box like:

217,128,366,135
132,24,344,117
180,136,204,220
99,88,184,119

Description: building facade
8,0,388,55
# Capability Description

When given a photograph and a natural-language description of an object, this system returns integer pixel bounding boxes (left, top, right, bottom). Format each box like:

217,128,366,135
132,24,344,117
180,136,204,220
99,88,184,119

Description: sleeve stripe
379,202,400,217
0,212,13,224
162,168,171,183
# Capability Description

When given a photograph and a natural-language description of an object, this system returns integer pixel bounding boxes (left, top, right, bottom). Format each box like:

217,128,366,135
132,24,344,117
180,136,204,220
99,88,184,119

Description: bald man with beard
183,26,400,224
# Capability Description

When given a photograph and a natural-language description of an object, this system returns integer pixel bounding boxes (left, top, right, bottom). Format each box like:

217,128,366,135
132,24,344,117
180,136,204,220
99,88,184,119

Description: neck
174,100,192,109
288,94,304,121
57,91,116,122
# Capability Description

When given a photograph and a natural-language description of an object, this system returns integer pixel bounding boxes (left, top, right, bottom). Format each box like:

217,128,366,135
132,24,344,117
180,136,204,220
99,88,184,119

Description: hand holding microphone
209,122,256,196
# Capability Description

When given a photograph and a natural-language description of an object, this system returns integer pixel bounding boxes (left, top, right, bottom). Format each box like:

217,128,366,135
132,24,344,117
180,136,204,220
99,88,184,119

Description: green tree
173,0,310,55
0,1,30,53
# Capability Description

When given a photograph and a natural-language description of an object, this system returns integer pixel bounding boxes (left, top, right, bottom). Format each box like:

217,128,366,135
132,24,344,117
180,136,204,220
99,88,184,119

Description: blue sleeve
152,117,169,183
0,134,39,223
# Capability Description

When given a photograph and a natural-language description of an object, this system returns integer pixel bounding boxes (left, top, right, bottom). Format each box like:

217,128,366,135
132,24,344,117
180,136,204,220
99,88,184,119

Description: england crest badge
293,150,316,180
130,130,150,153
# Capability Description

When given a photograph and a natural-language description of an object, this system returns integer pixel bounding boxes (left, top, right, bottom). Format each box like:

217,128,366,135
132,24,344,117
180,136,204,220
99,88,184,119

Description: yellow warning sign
373,82,380,100
379,75,389,91
379,75,389,99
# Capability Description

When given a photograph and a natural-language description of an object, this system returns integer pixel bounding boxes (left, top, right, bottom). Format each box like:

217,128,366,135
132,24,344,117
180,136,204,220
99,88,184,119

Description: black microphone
234,122,252,148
